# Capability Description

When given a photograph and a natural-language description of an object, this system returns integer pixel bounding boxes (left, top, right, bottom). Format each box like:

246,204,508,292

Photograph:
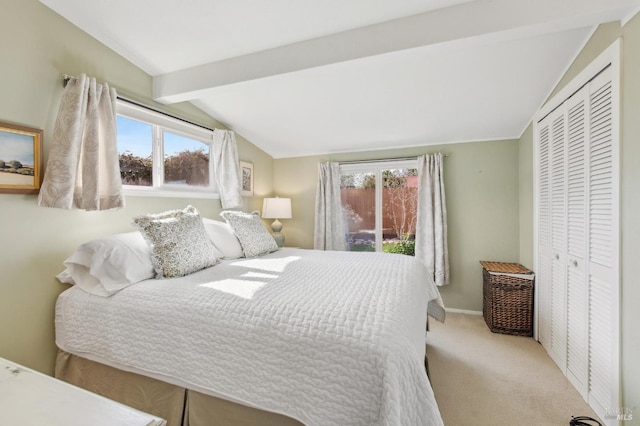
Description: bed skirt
54,350,303,426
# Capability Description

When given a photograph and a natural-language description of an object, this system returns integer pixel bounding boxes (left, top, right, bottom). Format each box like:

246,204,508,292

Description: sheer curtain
415,153,450,286
211,129,242,209
38,74,123,210
314,162,346,250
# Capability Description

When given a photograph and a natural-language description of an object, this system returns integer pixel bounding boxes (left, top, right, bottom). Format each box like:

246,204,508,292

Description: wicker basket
480,261,535,336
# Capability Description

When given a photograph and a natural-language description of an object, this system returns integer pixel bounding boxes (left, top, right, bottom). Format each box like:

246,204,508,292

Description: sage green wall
0,0,273,374
518,17,640,413
518,123,534,270
621,15,640,413
273,139,520,312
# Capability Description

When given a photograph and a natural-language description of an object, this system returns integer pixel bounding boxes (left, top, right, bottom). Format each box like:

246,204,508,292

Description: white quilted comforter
56,249,444,426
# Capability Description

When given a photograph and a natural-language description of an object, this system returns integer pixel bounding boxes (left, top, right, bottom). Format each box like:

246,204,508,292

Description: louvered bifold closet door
549,107,568,371
586,68,618,416
535,46,619,424
565,88,589,399
536,117,552,350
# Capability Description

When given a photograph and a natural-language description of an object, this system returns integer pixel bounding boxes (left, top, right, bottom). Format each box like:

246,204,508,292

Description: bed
54,208,445,426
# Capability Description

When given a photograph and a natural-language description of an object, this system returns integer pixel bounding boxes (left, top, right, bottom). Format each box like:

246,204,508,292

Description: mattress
56,248,444,426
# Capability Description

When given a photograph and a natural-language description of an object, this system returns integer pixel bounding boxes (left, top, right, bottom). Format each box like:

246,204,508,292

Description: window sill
123,186,220,199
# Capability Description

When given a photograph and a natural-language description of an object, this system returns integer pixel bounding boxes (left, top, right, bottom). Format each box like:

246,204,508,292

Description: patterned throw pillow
220,210,279,258
133,205,218,278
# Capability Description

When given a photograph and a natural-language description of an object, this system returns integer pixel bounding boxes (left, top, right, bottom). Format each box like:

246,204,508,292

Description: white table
0,357,166,426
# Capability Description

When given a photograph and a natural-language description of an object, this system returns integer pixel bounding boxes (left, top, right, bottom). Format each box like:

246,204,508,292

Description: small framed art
0,122,42,194
240,161,254,197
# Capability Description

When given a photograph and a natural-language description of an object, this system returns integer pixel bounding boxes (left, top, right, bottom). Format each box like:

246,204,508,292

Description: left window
116,100,218,198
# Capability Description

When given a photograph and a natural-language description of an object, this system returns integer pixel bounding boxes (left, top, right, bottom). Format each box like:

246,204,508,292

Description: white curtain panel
38,74,123,210
416,153,450,286
314,162,346,251
211,129,243,209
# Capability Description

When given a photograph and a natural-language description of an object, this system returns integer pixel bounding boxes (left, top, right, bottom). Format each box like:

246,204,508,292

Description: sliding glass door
340,160,418,255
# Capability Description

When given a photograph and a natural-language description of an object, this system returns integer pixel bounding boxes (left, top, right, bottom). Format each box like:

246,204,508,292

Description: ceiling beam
153,0,635,104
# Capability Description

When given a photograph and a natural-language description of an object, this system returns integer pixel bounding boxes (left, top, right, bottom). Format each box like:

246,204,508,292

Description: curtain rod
62,74,215,132
339,153,450,165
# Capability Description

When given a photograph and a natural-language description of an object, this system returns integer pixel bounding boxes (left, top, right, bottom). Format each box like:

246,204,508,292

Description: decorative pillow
57,231,155,297
220,210,278,258
132,205,218,278
202,218,244,259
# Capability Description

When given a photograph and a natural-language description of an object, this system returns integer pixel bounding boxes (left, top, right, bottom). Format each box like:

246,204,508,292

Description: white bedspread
56,249,444,426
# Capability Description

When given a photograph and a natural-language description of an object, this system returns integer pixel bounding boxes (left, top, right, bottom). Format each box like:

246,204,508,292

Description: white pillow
220,210,279,258
133,205,219,278
202,218,244,259
57,231,155,297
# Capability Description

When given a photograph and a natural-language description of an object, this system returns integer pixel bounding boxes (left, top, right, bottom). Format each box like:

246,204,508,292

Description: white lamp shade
262,198,292,219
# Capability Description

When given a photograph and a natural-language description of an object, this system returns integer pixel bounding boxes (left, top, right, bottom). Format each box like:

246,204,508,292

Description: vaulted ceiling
41,0,640,158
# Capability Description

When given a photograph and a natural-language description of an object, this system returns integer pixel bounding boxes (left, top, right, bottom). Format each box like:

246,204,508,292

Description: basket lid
480,261,533,274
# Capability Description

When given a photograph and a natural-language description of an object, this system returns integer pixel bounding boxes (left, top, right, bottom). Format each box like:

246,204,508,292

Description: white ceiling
41,0,640,159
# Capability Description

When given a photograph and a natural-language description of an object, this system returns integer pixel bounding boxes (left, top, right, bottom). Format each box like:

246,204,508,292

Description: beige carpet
426,313,601,425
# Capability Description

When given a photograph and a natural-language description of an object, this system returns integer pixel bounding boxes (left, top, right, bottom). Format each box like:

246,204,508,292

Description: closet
534,40,619,423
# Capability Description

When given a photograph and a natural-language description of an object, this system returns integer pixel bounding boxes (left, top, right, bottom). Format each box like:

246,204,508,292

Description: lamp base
270,219,285,247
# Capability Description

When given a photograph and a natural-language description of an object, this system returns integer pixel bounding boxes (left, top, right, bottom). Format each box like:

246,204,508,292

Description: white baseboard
445,308,482,315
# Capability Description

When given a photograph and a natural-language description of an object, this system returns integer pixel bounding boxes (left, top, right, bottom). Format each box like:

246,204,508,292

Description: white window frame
116,100,219,199
339,159,418,252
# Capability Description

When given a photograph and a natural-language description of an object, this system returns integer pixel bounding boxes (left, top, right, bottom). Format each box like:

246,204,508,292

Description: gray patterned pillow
133,205,218,278
220,210,279,258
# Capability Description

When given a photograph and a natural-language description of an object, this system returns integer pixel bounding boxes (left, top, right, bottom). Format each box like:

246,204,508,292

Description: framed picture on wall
240,161,254,197
0,122,42,194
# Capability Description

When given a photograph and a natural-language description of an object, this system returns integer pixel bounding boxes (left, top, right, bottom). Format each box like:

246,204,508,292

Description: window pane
117,116,153,186
163,131,209,187
382,168,418,256
340,172,376,252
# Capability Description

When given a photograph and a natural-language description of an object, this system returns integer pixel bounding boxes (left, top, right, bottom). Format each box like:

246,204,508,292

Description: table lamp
262,197,292,247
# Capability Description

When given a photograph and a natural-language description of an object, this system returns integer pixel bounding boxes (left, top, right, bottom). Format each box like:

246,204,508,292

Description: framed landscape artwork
0,122,42,194
240,161,253,197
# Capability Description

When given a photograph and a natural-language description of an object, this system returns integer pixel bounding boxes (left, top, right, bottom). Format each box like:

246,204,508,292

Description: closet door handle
572,260,578,267
555,254,560,260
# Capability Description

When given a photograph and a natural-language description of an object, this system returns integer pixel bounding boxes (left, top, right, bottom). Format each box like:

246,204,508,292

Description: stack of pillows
57,205,279,297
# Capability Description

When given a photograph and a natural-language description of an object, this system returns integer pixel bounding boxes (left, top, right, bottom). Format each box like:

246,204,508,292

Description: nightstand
0,357,166,426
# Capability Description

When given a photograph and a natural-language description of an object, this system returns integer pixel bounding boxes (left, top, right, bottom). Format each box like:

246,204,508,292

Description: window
340,160,418,255
116,101,217,198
